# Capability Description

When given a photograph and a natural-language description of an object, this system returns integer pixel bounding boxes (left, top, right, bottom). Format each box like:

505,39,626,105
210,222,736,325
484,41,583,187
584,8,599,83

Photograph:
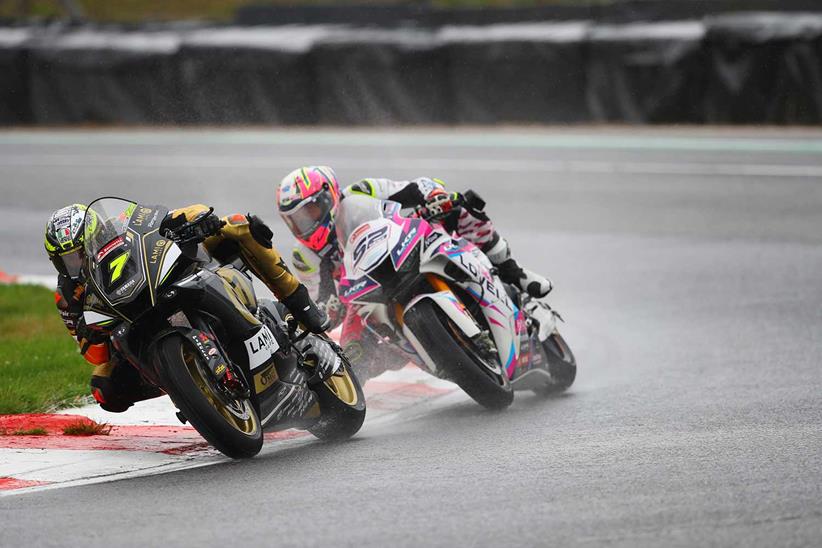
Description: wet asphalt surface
1,128,821,547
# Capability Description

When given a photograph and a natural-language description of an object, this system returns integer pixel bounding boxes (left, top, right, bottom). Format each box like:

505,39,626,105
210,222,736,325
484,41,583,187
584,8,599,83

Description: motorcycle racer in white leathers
277,166,553,380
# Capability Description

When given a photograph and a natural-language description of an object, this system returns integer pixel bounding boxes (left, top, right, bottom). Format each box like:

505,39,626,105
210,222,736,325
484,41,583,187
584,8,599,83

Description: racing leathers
54,205,328,413
289,177,551,380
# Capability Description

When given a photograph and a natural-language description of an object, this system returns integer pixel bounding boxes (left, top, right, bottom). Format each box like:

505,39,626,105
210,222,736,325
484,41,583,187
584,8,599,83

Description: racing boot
484,237,552,299
281,284,330,334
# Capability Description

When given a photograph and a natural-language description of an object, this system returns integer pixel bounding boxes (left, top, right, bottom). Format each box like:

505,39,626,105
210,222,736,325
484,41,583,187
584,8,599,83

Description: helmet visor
52,248,84,279
281,191,334,240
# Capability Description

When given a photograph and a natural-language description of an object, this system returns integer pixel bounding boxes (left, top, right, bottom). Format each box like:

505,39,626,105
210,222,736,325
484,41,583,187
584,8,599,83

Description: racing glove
55,276,84,336
75,319,110,363
161,206,225,245
418,189,462,221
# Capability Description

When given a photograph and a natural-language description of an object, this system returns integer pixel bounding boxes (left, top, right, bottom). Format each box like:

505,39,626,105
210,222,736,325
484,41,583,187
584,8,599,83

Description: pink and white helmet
277,166,341,253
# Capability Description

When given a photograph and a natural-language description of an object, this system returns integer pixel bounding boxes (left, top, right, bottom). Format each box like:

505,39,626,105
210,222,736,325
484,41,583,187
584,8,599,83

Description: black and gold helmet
44,204,96,279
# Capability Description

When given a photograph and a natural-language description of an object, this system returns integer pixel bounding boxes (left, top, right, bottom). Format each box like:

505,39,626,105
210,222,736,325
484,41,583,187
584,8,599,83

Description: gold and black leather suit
54,205,327,412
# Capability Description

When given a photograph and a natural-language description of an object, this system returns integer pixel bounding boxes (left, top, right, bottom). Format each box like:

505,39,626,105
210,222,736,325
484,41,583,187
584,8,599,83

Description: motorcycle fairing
421,236,524,378
338,213,429,306
85,201,189,321
336,198,524,377
388,210,430,269
88,227,147,310
169,270,320,430
404,291,480,339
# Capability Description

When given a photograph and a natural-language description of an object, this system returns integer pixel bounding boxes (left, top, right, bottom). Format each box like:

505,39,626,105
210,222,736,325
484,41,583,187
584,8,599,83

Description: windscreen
83,197,145,301
335,195,387,245
84,198,137,258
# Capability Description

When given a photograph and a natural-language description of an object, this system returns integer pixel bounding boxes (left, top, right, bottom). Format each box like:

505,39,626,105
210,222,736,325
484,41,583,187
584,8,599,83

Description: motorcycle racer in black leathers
45,203,329,413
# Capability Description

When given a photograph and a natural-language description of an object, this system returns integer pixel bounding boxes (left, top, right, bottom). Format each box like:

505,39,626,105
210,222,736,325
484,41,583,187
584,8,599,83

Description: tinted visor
52,248,84,279
282,191,334,239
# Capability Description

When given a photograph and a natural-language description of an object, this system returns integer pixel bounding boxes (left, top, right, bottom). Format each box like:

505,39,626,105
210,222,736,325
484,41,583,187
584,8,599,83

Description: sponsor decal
130,207,154,228
392,225,418,265
214,363,227,376
244,325,280,370
350,223,371,243
145,209,160,229
260,365,277,387
208,348,218,356
149,238,167,264
352,225,389,266
96,236,124,261
343,279,368,298
192,333,211,358
400,226,417,249
424,232,441,249
114,277,137,296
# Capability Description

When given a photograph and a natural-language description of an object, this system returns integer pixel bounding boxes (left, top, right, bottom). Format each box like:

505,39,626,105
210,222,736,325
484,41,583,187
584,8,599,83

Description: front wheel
156,335,263,459
532,331,577,396
404,300,514,410
308,363,366,442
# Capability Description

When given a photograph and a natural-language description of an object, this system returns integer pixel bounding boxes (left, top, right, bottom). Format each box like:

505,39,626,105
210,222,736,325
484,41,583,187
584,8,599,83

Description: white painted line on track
2,154,822,178
0,333,460,497
0,448,203,484
0,450,228,497
1,130,822,153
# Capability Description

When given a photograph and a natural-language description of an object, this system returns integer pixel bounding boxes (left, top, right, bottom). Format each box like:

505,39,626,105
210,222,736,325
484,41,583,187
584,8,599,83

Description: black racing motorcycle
80,197,365,459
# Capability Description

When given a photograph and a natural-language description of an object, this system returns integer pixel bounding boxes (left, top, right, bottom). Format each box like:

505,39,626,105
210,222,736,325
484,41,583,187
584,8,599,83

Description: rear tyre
157,335,263,459
532,331,577,396
308,363,366,442
404,300,514,410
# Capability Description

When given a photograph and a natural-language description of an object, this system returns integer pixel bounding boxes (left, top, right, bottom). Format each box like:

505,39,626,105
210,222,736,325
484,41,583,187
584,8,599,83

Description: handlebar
163,207,226,245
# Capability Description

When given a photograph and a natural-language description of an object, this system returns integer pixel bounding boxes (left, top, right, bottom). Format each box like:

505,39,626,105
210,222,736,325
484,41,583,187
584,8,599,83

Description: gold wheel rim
181,347,259,436
324,367,359,406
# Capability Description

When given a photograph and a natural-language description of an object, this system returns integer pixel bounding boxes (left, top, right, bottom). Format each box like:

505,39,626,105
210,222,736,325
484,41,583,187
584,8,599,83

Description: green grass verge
0,284,91,414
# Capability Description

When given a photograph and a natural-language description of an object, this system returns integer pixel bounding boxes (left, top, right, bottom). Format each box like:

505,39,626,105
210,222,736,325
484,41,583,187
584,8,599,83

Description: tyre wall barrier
1,13,822,126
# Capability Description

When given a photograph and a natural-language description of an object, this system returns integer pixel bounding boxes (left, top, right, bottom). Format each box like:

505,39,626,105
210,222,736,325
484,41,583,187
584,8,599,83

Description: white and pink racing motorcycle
336,195,576,410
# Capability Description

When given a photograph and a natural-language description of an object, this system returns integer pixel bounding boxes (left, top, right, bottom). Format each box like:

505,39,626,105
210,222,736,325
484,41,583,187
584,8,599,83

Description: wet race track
2,128,821,547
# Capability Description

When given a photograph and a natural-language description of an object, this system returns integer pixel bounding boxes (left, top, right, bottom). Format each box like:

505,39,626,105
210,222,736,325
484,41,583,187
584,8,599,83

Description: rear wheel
532,331,577,396
308,363,366,441
404,300,514,410
157,335,263,459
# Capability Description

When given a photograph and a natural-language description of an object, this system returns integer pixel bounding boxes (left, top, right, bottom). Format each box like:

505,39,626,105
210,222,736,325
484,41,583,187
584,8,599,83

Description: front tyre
533,331,577,396
157,335,263,459
404,300,514,410
308,363,366,442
